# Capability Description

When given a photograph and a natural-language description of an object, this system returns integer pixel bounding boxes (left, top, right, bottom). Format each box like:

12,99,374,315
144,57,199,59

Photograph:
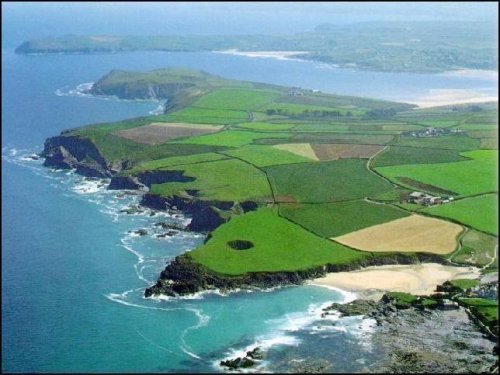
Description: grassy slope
452,229,498,267
266,159,395,203
372,146,469,167
175,129,291,147
189,208,370,275
221,145,312,167
422,194,498,235
375,150,498,197
149,158,272,202
191,88,282,111
279,200,410,238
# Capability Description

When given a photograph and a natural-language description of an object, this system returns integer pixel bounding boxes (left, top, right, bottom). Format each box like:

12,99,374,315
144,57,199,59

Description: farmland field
221,145,312,167
279,200,409,238
113,123,223,145
376,150,498,197
191,88,282,111
266,159,395,203
149,158,272,202
333,215,463,254
234,122,295,131
161,107,249,124
390,134,481,150
126,152,229,174
175,129,290,147
272,143,318,160
421,194,498,235
372,146,468,167
311,143,385,160
189,208,369,275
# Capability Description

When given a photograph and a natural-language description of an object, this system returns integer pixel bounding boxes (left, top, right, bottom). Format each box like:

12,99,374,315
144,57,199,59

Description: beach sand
409,88,498,108
214,49,308,60
310,263,480,300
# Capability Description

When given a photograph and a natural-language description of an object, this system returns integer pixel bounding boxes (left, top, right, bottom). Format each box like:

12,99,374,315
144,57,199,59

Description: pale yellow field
272,143,318,160
333,214,463,254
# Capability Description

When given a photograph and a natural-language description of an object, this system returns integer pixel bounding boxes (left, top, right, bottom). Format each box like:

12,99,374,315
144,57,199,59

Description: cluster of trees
363,108,397,119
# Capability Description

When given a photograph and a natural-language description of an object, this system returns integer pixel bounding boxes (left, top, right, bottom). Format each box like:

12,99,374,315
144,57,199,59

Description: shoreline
408,88,498,109
309,263,481,300
213,49,308,61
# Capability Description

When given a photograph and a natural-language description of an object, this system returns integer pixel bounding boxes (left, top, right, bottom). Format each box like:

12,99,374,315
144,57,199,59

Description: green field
422,194,498,235
191,88,281,111
161,107,249,124
289,133,394,145
279,200,409,238
372,146,468,167
391,134,481,150
266,159,395,203
376,150,498,197
222,145,311,167
235,122,295,131
149,158,272,202
176,130,290,147
125,152,229,174
189,208,370,275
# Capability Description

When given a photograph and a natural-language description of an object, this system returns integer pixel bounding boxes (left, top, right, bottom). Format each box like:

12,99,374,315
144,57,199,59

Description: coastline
408,88,498,108
213,49,308,61
309,263,481,300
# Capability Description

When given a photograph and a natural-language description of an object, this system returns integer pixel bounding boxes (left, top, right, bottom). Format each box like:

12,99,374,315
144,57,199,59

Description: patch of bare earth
113,123,223,145
333,214,463,254
311,143,385,161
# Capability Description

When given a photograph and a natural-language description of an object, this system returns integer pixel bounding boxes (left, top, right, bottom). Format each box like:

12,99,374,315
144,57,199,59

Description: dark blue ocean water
2,3,498,373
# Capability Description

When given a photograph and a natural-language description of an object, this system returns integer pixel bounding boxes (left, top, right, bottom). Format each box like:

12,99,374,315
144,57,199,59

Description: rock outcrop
144,252,446,298
41,135,111,177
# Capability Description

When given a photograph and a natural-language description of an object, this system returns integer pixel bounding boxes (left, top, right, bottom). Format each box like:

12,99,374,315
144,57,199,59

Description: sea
2,3,498,373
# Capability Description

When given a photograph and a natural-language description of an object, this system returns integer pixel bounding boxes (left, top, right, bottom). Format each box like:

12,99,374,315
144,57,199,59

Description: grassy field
372,146,469,167
391,134,481,150
376,150,498,197
279,200,409,238
290,133,395,145
161,107,249,124
266,159,395,203
175,130,290,147
422,194,498,235
452,229,498,267
333,215,463,254
221,145,312,167
234,122,295,131
191,88,282,111
149,158,272,202
189,208,370,275
125,152,229,174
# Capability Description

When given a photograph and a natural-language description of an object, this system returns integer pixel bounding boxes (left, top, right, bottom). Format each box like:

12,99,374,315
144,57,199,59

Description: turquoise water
2,5,498,372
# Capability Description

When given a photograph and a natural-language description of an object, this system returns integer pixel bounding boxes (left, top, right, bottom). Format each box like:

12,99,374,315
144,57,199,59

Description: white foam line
134,327,184,357
179,307,211,361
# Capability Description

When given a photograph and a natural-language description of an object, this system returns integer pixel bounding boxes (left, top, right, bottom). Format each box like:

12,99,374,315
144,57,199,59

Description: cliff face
144,252,446,298
41,135,113,177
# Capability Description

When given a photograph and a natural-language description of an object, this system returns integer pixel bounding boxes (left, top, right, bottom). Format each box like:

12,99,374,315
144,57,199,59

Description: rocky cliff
144,252,446,298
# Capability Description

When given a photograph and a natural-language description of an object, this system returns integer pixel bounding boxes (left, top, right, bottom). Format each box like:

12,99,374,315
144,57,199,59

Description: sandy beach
214,49,308,60
310,263,480,299
409,88,498,108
